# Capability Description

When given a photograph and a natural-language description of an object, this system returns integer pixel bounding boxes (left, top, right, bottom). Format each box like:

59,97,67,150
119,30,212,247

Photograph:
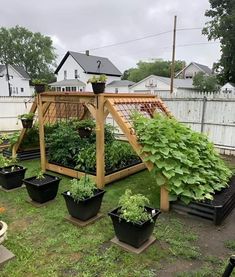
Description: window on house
71,87,76,91
62,88,65,91
21,88,24,92
16,87,18,94
79,88,83,92
75,70,78,79
115,88,118,93
56,87,61,92
66,87,71,92
64,70,67,80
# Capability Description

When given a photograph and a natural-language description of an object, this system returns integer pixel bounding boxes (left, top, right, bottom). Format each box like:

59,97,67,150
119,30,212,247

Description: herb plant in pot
108,189,161,248
87,74,107,94
62,175,105,221
0,207,7,244
75,119,95,138
23,170,61,203
18,112,35,128
33,79,47,94
0,154,27,190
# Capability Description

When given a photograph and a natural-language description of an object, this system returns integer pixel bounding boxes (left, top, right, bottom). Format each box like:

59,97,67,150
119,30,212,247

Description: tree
121,59,185,82
193,72,219,92
0,25,57,82
203,0,235,84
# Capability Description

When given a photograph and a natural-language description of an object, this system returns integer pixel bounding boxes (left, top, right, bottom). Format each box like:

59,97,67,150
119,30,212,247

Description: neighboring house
175,62,212,79
129,75,195,95
0,64,32,96
51,51,122,92
220,82,235,95
106,80,135,93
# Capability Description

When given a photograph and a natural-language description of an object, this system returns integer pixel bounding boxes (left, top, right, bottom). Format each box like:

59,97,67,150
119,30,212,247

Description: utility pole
5,63,12,96
170,15,177,94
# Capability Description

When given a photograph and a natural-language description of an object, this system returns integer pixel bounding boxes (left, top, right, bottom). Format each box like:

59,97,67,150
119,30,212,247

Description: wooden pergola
14,92,172,211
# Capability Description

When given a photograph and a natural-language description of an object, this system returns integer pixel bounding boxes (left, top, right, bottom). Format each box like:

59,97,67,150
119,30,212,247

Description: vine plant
132,113,232,204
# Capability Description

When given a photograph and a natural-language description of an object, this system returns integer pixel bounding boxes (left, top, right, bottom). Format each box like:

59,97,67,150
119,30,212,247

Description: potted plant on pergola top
18,112,35,129
87,75,107,94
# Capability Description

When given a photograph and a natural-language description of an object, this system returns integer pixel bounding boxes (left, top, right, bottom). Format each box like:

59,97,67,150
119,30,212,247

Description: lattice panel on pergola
43,102,86,124
107,97,171,134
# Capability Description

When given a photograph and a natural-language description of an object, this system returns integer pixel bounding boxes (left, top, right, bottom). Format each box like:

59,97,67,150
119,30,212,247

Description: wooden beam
104,163,146,184
96,95,105,189
160,186,169,211
12,99,37,157
85,103,96,118
37,94,46,172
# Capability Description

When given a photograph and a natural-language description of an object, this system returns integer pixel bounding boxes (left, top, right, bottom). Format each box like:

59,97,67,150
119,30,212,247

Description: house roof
49,79,86,87
107,80,135,87
0,64,30,79
55,51,122,77
130,75,194,89
175,62,212,77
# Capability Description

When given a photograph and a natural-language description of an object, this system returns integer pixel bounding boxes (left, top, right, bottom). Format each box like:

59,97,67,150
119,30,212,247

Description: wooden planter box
171,175,235,225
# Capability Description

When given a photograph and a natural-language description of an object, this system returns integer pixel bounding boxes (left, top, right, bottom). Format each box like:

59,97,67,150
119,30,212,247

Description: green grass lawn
0,158,235,277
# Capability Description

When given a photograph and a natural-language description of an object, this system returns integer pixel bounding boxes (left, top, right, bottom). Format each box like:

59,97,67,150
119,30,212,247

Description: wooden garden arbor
16,92,172,211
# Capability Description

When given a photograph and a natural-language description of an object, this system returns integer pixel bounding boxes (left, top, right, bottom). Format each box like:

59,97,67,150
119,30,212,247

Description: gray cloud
0,0,220,72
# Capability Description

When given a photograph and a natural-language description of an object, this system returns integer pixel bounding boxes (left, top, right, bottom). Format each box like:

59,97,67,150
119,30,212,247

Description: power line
78,27,203,52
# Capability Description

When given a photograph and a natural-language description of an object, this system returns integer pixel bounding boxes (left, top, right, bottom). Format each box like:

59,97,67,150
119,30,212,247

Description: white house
129,75,195,96
106,80,135,93
0,64,32,96
51,51,122,92
220,82,235,95
175,62,212,79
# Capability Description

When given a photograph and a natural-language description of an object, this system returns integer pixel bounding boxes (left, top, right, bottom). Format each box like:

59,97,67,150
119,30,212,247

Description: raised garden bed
171,175,235,225
3,148,48,161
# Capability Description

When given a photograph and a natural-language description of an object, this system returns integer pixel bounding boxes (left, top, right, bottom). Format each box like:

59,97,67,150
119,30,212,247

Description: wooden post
160,186,169,212
37,94,46,172
96,94,105,188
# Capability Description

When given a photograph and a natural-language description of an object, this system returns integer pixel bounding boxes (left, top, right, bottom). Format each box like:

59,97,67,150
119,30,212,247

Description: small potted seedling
23,170,61,203
62,175,105,221
0,207,7,244
0,154,27,190
18,113,35,128
87,74,107,94
108,189,161,248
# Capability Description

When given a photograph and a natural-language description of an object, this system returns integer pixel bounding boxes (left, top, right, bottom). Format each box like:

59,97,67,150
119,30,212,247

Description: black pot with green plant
108,189,161,248
74,119,96,138
0,154,27,190
62,175,105,221
32,79,47,93
87,74,107,94
18,113,35,128
23,170,61,203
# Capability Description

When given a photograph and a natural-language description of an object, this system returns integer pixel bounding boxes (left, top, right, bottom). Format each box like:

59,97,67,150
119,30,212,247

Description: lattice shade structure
13,92,172,211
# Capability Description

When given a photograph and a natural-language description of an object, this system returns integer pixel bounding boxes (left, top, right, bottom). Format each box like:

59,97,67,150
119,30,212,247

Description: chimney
86,50,89,56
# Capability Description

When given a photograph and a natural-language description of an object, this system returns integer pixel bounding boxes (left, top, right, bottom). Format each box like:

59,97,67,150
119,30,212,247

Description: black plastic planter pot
108,207,161,248
92,83,105,94
21,119,33,128
34,84,45,93
171,175,235,225
62,189,105,221
0,165,27,190
23,174,61,203
78,127,92,138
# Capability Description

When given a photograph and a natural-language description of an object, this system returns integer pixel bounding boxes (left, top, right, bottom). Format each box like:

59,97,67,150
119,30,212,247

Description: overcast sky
1,0,220,73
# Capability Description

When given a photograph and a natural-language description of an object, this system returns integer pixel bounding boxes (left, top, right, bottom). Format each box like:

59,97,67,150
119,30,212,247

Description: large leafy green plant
132,113,232,204
70,176,97,201
118,189,152,224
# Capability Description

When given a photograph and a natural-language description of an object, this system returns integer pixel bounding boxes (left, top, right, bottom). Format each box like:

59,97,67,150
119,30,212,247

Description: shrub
132,112,232,204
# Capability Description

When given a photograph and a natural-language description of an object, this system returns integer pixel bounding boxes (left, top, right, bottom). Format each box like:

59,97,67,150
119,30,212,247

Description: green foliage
0,154,12,167
118,189,152,224
8,132,20,147
35,170,45,180
203,0,235,84
70,175,97,201
193,72,219,92
17,112,35,120
32,79,47,85
72,119,95,130
87,74,107,83
0,25,57,81
132,112,232,204
122,59,186,82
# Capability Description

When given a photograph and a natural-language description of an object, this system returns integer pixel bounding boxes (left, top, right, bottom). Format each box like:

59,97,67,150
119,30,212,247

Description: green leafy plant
87,74,107,84
32,79,47,85
18,112,35,120
36,170,45,180
132,112,232,204
8,132,20,147
118,189,152,224
70,175,97,201
0,154,18,171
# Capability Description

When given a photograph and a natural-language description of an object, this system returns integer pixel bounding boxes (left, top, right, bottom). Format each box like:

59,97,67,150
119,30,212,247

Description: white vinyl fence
0,96,34,131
